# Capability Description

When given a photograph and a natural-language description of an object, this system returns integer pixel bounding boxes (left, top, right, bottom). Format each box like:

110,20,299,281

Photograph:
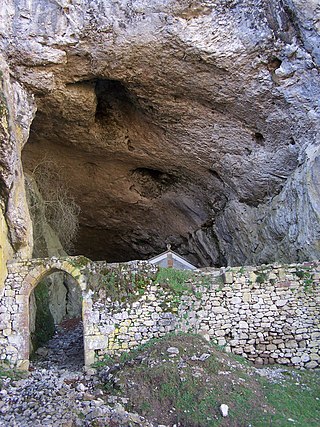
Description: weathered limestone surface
0,54,35,262
0,209,12,294
1,258,319,370
0,0,319,266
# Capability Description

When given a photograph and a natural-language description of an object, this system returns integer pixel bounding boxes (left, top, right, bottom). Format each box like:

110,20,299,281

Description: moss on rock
30,281,55,352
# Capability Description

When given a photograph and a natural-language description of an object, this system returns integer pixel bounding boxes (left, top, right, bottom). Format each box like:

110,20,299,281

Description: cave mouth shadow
94,78,136,122
29,271,84,371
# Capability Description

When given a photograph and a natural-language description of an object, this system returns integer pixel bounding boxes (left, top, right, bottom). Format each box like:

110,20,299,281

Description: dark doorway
29,271,84,370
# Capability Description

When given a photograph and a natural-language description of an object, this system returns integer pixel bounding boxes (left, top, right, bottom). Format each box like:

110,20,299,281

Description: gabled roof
148,245,197,270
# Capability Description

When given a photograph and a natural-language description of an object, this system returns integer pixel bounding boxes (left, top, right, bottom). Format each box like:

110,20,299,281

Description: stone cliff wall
0,55,35,262
0,0,319,266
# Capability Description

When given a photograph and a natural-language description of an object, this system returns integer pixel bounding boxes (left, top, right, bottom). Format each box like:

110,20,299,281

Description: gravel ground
0,322,154,427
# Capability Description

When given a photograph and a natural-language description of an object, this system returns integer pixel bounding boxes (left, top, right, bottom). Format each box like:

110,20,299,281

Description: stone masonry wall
90,261,320,369
0,257,89,369
0,257,319,369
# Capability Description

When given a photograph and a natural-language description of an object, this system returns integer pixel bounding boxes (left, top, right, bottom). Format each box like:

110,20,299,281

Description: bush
25,159,80,253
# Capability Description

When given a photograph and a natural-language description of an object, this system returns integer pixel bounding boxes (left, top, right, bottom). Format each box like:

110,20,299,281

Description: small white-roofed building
148,245,197,270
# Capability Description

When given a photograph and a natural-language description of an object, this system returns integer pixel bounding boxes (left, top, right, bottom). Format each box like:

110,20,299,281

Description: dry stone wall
89,261,320,369
0,257,319,370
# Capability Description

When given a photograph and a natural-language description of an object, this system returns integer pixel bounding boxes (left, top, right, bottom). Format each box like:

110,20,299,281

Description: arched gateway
0,257,96,370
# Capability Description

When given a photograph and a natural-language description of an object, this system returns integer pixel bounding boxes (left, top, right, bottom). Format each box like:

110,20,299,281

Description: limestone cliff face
24,174,69,258
0,53,34,291
0,0,319,267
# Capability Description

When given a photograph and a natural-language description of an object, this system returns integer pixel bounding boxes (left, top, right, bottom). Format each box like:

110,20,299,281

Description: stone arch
16,260,92,370
21,260,87,297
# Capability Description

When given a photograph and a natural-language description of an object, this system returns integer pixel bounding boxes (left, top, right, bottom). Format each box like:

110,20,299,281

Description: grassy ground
260,369,320,426
0,367,27,389
96,334,320,427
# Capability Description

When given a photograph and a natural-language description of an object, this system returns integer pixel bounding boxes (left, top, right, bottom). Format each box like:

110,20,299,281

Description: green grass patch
89,264,156,303
155,268,208,311
155,268,194,294
95,334,320,427
260,369,320,426
256,272,268,284
96,334,273,426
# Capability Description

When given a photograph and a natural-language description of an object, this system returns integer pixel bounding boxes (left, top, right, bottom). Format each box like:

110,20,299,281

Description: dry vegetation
25,158,80,254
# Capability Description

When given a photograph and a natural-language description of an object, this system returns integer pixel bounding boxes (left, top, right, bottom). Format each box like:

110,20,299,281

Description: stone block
6,345,18,353
256,344,266,351
242,292,251,302
223,271,233,284
151,312,160,320
16,359,29,371
275,299,288,307
261,323,271,328
212,307,227,314
310,353,320,361
305,361,318,369
249,272,257,283
311,332,320,340
278,357,290,364
144,320,154,327
86,335,108,350
300,354,310,363
266,344,277,351
286,340,298,349
296,328,307,334
239,321,249,329
88,311,100,324
217,338,226,346
0,313,10,322
4,290,15,297
8,334,22,346
239,333,248,339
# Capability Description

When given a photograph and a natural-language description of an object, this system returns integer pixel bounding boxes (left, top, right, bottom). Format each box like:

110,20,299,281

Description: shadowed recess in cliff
13,0,319,268
21,78,216,266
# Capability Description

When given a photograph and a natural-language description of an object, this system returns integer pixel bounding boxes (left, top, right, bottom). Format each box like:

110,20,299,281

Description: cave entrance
29,271,84,370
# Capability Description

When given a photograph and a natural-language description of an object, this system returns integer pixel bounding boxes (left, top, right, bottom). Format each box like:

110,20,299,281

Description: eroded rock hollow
1,0,319,266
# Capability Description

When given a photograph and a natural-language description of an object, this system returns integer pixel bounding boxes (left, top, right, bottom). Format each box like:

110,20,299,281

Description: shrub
25,158,80,253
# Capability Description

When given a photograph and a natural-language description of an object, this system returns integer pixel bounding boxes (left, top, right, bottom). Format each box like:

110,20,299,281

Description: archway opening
29,270,84,370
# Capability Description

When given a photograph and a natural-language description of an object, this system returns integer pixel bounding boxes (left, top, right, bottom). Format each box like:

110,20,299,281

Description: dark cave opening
30,271,84,369
21,78,222,268
95,79,133,122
